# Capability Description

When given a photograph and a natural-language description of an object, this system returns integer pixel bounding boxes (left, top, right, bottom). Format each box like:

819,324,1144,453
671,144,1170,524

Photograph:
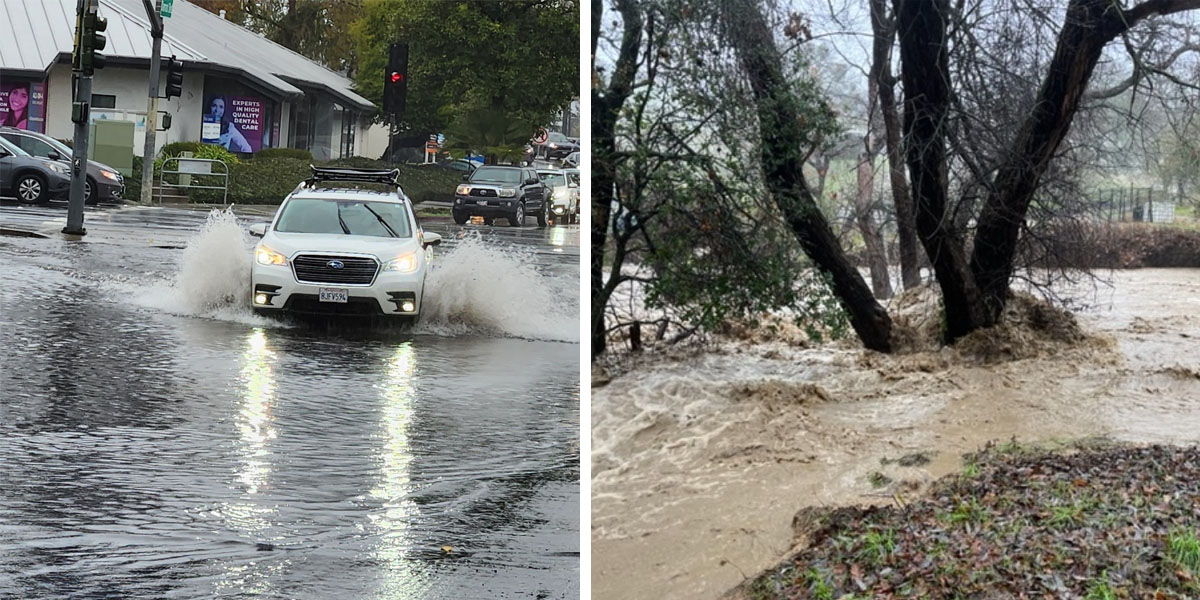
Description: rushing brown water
591,269,1200,600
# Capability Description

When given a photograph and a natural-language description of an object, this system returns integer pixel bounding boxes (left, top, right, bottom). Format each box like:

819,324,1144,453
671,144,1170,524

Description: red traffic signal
383,42,408,115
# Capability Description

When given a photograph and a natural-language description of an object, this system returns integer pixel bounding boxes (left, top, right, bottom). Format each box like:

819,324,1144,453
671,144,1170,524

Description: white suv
248,167,441,321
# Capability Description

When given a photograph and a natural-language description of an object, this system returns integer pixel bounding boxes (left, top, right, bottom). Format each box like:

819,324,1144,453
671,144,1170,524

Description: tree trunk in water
725,0,893,353
870,0,921,290
894,0,993,341
967,0,1200,320
857,154,893,299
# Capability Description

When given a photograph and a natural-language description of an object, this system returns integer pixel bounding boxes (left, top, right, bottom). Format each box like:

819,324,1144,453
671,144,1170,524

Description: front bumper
95,178,125,202
250,263,424,317
452,195,523,216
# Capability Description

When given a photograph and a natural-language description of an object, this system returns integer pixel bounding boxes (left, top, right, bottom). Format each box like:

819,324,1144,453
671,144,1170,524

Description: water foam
416,234,579,342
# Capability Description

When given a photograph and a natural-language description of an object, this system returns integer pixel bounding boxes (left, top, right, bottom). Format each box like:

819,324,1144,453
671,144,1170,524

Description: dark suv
0,136,71,204
453,165,548,227
1,127,124,204
534,131,579,161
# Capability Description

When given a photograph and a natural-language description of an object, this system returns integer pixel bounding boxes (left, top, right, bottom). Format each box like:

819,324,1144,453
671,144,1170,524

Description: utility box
89,120,135,177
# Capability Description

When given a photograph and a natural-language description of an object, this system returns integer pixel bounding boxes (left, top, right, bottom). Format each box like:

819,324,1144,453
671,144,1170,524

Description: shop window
91,94,116,109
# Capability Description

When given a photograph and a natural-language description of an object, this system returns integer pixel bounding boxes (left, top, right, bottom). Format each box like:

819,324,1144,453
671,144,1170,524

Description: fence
1091,186,1175,224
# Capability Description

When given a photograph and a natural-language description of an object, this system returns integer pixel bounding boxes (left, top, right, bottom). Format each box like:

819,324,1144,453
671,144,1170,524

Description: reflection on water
214,328,283,597
371,343,429,598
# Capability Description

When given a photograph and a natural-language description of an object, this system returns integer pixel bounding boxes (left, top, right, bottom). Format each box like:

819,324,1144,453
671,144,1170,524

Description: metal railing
158,157,229,204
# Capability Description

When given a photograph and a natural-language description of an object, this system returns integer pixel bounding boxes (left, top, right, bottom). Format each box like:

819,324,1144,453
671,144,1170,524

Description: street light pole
64,0,97,236
140,0,163,205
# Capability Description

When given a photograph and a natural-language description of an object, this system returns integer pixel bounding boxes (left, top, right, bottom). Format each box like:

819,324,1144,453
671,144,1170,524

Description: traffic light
382,42,408,115
80,12,107,75
164,56,184,99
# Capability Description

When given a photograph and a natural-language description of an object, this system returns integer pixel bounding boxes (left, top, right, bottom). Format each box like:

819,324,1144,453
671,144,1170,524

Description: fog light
254,293,268,305
401,300,415,312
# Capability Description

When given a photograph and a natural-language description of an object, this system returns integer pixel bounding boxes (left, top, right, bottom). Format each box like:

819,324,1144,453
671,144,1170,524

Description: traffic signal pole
140,0,163,205
64,0,102,236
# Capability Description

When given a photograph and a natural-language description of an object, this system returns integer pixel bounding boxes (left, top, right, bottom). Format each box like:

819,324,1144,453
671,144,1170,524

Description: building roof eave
278,75,376,113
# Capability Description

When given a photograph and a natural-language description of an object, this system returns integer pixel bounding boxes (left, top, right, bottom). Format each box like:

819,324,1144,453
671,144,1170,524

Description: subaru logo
327,260,345,269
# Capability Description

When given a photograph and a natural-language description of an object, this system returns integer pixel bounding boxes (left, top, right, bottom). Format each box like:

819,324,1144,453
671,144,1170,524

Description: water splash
416,234,579,343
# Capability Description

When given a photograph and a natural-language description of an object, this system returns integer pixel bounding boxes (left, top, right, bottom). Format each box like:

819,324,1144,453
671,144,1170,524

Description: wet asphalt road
0,202,580,599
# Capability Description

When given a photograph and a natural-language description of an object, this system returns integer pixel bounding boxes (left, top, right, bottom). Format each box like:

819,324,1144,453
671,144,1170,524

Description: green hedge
160,141,204,156
175,157,460,205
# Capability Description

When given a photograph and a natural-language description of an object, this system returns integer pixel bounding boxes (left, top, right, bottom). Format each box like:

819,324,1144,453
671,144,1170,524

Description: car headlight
549,143,558,149
384,250,419,273
100,170,120,181
255,245,288,266
43,161,68,174
456,184,471,195
499,188,516,197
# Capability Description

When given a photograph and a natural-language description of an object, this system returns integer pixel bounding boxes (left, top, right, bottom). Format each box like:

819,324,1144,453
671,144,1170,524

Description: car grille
470,188,498,197
292,254,379,285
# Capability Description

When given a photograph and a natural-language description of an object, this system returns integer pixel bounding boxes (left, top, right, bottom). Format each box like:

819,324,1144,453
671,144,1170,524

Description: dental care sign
200,94,264,153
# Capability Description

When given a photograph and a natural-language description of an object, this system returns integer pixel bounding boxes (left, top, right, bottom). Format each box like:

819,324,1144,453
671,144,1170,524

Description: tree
720,0,895,352
894,0,1200,339
353,0,579,136
592,0,641,357
442,107,534,164
196,1,360,74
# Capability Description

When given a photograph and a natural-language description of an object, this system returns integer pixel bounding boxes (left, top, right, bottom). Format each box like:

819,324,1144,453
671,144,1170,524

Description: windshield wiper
362,204,398,237
336,203,351,234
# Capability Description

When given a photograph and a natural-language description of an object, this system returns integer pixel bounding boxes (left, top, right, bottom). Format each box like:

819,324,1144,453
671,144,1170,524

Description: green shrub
178,157,461,205
190,143,240,165
254,148,314,161
160,141,203,157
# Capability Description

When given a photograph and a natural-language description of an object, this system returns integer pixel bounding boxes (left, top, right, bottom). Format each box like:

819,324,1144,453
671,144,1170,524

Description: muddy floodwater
0,205,580,599
592,268,1200,600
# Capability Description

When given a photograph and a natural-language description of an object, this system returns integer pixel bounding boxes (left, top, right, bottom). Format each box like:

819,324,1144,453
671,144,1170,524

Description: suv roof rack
306,165,400,187
291,165,410,200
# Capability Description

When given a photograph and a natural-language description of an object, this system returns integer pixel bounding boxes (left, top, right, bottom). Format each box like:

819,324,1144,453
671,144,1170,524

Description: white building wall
360,120,389,160
43,64,205,157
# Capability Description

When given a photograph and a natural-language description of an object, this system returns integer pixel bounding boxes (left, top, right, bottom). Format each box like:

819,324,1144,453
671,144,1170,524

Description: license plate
477,199,489,205
319,287,348,303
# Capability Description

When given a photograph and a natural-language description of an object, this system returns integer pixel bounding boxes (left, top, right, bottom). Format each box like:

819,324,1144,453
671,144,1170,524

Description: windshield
538,171,566,187
471,167,521,184
0,137,30,156
274,198,413,238
548,132,569,143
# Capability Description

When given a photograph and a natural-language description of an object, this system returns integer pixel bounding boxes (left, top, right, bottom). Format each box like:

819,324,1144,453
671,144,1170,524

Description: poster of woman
201,94,259,152
0,83,31,129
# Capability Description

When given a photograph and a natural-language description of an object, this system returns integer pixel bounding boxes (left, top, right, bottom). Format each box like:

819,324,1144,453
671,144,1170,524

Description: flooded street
0,204,580,599
592,269,1200,600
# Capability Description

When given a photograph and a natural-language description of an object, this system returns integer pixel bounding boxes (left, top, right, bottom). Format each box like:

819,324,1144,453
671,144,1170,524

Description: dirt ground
591,268,1200,600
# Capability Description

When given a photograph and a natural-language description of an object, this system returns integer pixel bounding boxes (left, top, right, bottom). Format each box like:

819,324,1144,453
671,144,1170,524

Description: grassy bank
738,442,1200,599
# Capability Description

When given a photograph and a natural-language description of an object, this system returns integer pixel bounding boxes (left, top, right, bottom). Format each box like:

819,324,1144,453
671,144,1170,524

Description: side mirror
527,177,539,185
47,150,62,161
247,222,268,237
423,231,442,247
462,174,470,181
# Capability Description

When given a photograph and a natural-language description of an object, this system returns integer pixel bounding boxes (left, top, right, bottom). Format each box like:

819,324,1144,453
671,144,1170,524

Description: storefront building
0,0,377,159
